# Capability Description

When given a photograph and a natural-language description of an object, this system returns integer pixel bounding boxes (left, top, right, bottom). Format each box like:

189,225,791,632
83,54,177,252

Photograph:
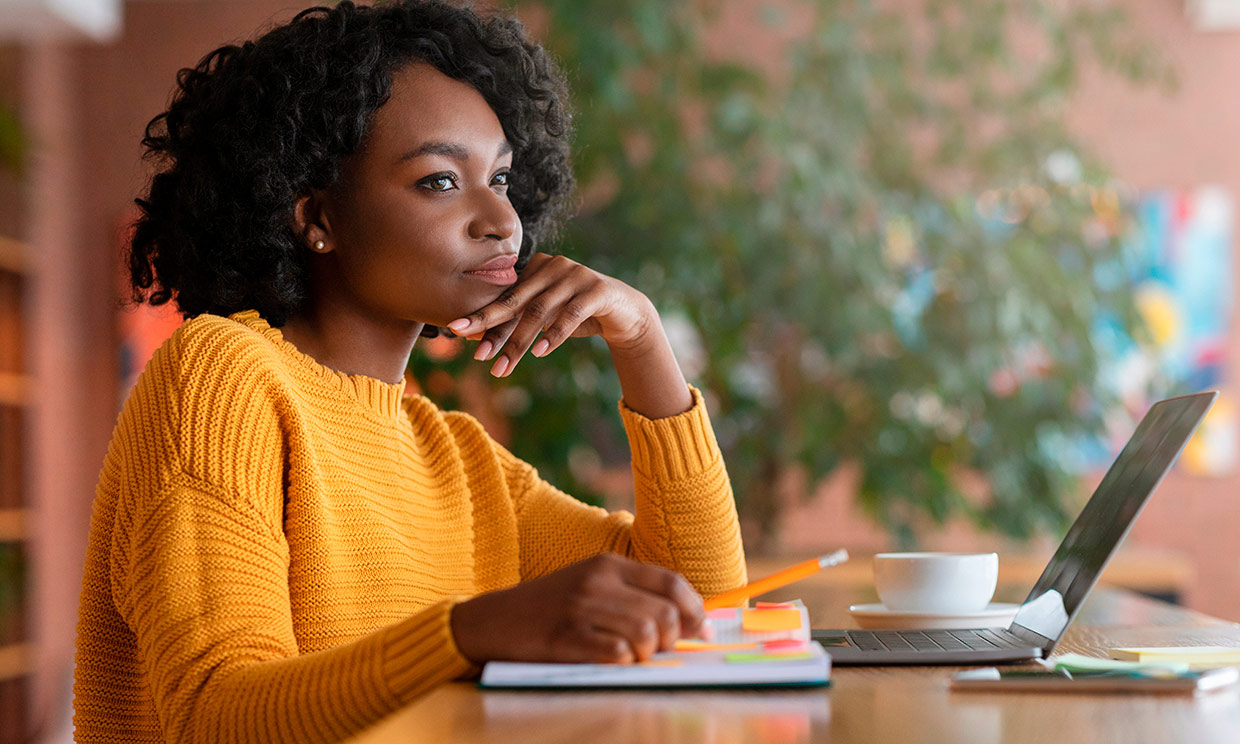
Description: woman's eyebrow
396,140,513,164
397,141,467,163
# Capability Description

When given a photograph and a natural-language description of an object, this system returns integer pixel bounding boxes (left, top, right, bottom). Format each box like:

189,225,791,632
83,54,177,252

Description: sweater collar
231,310,408,421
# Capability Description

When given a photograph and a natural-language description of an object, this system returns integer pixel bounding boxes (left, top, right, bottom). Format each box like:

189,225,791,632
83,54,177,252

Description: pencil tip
819,548,849,567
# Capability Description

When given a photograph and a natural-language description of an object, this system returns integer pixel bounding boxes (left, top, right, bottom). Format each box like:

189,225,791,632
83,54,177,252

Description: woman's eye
492,171,511,188
420,173,457,192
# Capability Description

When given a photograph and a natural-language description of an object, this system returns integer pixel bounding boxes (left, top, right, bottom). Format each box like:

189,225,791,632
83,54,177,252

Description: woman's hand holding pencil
451,552,712,666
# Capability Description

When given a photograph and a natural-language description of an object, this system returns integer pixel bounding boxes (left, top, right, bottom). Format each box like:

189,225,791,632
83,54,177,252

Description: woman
73,2,746,742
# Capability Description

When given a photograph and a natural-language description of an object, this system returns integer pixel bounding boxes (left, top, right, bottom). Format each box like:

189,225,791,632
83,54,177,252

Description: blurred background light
0,0,122,41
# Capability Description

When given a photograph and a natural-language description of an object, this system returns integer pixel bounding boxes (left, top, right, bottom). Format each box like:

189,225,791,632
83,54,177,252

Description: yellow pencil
703,549,849,611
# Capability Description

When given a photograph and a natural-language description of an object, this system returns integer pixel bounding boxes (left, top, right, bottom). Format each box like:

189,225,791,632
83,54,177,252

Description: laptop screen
1009,392,1216,650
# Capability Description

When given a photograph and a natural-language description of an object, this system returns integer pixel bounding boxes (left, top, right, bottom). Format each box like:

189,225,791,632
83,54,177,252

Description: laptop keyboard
846,628,1027,652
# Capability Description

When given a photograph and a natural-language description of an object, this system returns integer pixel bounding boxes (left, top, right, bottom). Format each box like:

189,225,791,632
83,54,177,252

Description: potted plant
410,0,1171,549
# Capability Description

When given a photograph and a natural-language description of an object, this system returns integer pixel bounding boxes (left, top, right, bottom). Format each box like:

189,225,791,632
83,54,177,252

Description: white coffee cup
873,552,998,614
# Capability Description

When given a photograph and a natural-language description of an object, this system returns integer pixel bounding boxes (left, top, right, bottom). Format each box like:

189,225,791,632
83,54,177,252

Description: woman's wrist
607,307,693,419
600,291,659,354
449,595,491,665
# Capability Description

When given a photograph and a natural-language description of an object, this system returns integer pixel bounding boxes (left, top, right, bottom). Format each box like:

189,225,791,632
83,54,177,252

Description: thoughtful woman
72,1,746,742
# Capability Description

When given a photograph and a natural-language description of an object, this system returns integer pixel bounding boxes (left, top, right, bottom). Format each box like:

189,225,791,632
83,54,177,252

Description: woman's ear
292,193,334,254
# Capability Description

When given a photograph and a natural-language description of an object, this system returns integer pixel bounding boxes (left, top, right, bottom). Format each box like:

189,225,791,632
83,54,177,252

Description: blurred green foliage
410,0,1168,548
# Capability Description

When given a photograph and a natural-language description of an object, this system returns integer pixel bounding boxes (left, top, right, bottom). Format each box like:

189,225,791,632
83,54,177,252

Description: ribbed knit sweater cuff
381,598,477,704
619,387,720,483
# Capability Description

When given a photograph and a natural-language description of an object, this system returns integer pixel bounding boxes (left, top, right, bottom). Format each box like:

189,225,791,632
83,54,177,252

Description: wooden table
346,583,1240,744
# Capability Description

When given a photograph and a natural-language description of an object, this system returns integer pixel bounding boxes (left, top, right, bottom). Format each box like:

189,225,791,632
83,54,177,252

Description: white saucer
848,602,1020,630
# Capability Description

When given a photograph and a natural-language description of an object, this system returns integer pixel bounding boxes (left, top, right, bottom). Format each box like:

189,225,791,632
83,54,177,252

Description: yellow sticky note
1110,647,1240,664
741,608,802,632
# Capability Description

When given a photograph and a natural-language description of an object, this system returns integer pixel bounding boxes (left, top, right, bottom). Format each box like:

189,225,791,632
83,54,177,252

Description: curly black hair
129,0,574,329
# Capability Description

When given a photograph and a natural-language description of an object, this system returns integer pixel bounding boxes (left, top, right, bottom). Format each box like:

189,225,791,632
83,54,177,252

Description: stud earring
312,240,326,252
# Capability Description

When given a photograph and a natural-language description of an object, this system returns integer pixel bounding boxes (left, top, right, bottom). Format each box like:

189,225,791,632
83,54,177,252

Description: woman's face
315,62,523,328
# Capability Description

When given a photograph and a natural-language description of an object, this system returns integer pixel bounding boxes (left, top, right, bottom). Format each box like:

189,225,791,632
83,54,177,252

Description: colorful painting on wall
1101,186,1235,476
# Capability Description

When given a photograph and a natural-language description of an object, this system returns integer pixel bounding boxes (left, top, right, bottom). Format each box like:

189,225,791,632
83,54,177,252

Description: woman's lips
464,267,518,285
463,254,519,286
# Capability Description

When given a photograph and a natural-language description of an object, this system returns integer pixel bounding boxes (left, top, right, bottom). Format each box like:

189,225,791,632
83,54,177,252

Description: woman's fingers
451,254,612,376
614,560,709,641
574,630,636,664
573,555,706,659
495,284,608,376
447,253,563,337
472,318,518,363
449,553,709,666
488,287,573,375
445,252,655,375
574,588,683,661
532,286,608,356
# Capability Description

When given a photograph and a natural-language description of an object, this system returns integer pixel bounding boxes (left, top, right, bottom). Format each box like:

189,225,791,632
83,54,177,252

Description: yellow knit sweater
73,310,746,743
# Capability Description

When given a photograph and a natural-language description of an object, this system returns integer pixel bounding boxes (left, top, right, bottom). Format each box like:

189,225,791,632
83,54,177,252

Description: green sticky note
1052,653,1189,675
725,652,815,664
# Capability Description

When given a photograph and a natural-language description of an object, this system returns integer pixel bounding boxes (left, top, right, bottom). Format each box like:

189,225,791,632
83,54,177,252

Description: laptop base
812,627,1044,665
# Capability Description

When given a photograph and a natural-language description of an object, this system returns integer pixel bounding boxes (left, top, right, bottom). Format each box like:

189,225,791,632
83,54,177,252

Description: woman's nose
467,188,520,243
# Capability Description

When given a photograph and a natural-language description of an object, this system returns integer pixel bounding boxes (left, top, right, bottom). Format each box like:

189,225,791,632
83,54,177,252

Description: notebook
812,391,1216,665
478,601,831,688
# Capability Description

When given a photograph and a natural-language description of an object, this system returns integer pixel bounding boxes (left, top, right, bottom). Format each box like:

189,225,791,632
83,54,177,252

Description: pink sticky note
763,639,809,652
706,608,738,621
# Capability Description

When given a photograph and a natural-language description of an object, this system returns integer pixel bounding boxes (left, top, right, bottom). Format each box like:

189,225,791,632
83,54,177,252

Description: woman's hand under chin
445,252,693,420
447,252,660,377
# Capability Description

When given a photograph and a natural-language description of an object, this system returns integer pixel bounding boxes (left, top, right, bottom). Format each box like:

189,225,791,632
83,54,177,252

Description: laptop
813,390,1217,665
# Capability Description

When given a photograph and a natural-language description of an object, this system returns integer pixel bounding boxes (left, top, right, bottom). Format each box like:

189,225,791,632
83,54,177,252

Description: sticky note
755,601,797,609
762,639,809,652
725,652,815,664
673,640,759,652
741,608,802,632
1110,647,1240,664
707,608,739,621
673,639,712,651
1052,653,1188,674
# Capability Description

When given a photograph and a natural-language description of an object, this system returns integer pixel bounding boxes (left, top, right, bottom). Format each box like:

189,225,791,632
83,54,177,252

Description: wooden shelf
0,510,25,541
0,232,30,736
0,643,28,682
0,237,26,276
0,373,27,407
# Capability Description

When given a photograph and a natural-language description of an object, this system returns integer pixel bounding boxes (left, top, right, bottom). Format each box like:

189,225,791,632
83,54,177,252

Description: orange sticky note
755,601,797,609
741,608,802,632
673,640,760,652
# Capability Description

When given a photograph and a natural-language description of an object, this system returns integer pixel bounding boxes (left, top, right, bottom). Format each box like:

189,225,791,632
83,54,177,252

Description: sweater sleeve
110,470,474,744
504,387,747,598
